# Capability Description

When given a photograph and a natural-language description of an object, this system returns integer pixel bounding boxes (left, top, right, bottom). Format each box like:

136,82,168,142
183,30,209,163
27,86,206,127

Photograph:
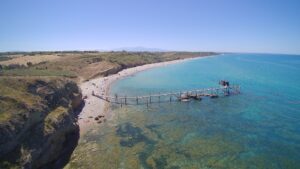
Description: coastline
77,55,214,135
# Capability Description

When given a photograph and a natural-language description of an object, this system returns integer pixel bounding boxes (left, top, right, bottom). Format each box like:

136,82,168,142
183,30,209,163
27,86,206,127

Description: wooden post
125,96,127,105
169,96,172,102
136,97,138,105
224,87,229,96
146,99,149,108
150,96,152,103
115,94,118,103
158,92,160,103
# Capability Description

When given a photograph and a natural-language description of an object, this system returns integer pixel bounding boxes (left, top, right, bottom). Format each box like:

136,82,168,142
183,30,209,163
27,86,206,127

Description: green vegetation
100,51,214,65
0,78,41,122
46,106,68,120
0,160,19,169
0,56,11,62
44,106,68,133
0,68,76,77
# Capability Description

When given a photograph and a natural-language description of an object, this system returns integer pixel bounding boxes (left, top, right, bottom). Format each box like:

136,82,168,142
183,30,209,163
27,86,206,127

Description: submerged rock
116,123,153,148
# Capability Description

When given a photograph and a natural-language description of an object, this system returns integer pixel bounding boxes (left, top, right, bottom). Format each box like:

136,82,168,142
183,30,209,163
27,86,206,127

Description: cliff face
0,78,83,169
100,63,148,78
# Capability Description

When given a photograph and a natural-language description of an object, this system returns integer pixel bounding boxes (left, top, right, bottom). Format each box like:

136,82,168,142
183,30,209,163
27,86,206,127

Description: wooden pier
95,81,241,106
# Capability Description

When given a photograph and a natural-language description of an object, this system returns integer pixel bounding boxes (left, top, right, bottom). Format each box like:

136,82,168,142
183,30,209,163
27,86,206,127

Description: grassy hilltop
0,51,216,81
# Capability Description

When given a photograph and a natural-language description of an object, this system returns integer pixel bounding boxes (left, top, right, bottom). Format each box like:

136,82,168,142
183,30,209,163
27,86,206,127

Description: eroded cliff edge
0,78,83,169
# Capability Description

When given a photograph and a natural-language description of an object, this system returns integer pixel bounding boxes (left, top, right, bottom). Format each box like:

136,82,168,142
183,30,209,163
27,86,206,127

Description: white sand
78,56,206,135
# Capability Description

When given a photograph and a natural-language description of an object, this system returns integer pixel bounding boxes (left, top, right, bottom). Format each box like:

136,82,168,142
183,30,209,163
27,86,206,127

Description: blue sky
0,0,300,54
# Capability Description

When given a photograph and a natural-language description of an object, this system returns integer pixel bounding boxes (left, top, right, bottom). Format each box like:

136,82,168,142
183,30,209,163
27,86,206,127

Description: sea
66,53,300,169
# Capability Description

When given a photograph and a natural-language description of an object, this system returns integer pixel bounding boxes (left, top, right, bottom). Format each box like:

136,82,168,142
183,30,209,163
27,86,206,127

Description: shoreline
77,55,215,135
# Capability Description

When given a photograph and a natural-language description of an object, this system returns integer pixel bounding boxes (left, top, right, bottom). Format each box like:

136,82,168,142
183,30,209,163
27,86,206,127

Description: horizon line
0,50,299,56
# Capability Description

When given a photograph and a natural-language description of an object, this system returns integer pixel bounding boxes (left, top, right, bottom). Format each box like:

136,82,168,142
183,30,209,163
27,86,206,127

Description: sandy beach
77,56,207,135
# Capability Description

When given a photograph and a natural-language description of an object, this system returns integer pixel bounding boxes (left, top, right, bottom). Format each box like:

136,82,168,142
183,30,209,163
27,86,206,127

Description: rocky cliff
0,78,83,169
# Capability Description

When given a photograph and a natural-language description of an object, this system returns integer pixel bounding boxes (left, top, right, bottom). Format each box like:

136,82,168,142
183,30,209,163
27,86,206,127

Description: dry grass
0,77,41,122
44,106,68,133
0,68,76,78
0,51,217,81
78,61,117,79
0,54,61,66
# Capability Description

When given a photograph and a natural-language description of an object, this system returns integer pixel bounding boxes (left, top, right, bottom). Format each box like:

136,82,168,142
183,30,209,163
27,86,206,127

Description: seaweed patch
146,124,162,139
116,122,154,147
153,155,168,169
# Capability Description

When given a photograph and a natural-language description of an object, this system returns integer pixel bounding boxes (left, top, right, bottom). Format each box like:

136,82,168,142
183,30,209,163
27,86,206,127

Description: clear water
67,54,300,169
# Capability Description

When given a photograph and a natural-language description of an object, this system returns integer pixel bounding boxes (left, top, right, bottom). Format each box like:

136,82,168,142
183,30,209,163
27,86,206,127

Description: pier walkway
94,82,241,106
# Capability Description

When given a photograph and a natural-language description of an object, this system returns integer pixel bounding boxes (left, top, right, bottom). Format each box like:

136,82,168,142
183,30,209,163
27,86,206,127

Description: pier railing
94,85,241,106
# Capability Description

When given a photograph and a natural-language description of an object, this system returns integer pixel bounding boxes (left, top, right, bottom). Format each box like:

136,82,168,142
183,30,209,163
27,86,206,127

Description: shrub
92,57,102,63
27,62,33,67
7,64,25,70
0,56,11,61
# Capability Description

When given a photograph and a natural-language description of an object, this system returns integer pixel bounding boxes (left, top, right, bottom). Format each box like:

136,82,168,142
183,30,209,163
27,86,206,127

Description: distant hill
113,47,167,52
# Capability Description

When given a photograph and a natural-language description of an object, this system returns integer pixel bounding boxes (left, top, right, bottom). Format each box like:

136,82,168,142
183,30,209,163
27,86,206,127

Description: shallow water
66,54,300,169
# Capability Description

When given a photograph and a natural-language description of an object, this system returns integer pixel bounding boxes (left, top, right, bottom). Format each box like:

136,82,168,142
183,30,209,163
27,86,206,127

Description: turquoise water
67,54,300,169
